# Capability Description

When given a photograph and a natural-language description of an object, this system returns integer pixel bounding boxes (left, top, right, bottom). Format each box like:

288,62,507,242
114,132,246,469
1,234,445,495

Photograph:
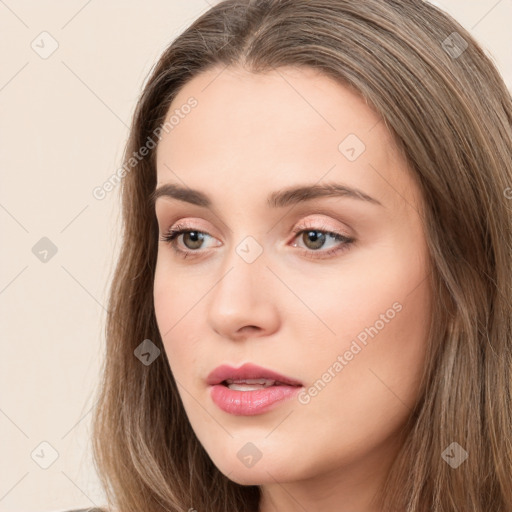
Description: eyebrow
150,182,383,209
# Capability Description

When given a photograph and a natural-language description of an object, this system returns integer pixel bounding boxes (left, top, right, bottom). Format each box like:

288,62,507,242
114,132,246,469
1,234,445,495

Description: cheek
153,262,201,375
287,238,430,356
292,237,431,407
153,254,198,330
269,268,430,478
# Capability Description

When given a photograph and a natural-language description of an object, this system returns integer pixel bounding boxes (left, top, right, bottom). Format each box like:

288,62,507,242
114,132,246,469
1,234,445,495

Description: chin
211,450,305,486
224,470,267,486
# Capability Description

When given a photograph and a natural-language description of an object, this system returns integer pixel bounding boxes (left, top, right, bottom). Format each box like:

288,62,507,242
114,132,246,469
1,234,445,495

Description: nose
207,247,280,341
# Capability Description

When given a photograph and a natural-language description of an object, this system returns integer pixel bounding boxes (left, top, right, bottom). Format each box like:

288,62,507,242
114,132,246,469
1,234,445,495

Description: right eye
159,223,219,259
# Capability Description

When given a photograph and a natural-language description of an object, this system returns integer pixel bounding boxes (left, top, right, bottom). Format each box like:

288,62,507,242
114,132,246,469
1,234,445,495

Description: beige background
0,1,510,511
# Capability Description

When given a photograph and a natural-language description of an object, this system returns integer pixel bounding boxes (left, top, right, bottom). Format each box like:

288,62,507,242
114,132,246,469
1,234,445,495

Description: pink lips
207,363,303,416
207,363,303,386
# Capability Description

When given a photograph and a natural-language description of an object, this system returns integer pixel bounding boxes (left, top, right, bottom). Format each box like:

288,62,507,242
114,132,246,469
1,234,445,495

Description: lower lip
210,384,302,415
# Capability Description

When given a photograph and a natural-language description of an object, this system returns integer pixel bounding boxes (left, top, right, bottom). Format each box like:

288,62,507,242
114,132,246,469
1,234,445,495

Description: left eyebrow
150,181,383,208
268,182,383,208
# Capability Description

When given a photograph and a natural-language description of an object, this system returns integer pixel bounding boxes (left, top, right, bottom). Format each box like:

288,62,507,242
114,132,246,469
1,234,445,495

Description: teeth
225,378,276,386
224,378,277,391
227,383,274,391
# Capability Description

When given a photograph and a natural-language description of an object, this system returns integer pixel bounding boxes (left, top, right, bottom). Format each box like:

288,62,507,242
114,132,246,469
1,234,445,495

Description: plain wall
0,1,510,511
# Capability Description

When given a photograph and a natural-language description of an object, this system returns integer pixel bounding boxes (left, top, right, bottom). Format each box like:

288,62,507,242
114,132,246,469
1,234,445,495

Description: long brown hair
91,1,512,510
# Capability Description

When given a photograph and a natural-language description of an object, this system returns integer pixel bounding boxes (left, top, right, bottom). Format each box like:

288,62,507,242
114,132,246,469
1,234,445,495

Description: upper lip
207,363,303,387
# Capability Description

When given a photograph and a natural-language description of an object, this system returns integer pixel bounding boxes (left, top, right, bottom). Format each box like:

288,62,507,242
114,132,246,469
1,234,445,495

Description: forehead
154,65,417,212
157,65,385,156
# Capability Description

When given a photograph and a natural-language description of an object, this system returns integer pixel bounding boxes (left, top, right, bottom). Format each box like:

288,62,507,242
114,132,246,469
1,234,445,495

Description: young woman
88,1,512,511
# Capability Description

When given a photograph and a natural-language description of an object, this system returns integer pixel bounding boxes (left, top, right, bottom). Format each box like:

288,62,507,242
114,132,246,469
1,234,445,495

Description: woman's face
153,66,431,495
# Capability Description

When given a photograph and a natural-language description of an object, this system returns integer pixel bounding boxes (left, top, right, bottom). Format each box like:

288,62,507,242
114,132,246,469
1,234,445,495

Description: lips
206,363,303,387
207,363,303,416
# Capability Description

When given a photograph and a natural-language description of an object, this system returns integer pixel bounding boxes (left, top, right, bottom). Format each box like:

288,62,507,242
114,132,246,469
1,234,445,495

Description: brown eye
159,224,217,259
291,224,355,260
181,231,205,250
301,230,327,250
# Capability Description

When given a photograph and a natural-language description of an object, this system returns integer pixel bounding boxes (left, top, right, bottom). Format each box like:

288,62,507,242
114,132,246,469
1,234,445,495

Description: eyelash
159,221,355,260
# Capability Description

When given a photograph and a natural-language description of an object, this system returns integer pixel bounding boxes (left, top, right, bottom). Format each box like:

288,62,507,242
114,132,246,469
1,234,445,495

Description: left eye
292,229,350,251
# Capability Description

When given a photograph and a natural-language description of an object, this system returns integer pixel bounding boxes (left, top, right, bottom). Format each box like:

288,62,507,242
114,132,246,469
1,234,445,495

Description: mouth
207,363,303,416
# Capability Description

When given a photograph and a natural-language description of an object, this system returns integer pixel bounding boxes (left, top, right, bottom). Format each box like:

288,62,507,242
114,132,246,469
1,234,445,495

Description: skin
153,65,432,512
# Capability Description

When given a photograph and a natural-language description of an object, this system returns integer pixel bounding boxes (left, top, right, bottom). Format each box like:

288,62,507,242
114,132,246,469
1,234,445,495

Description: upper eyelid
163,223,347,240
159,213,350,233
